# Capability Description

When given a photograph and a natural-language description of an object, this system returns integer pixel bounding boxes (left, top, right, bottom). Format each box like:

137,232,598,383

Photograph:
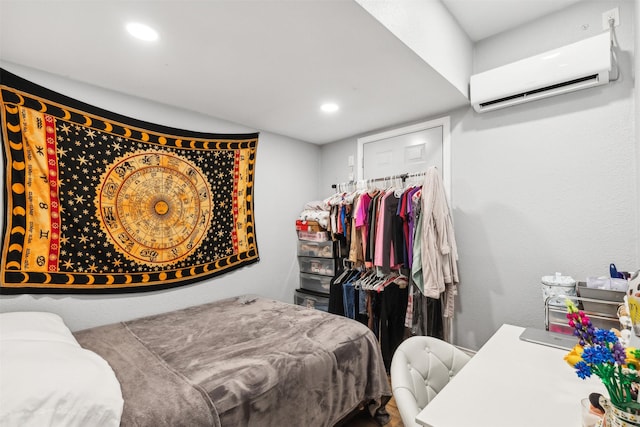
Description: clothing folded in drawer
298,256,339,276
299,272,331,294
297,240,336,258
293,288,330,312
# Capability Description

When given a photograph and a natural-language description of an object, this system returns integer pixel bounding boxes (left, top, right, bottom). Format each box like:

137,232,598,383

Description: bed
0,295,391,427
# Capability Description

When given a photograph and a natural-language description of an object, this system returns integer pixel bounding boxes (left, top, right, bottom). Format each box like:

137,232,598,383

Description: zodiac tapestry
0,69,259,293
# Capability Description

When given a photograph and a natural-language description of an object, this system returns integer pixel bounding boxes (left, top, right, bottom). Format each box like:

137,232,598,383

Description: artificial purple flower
612,342,627,365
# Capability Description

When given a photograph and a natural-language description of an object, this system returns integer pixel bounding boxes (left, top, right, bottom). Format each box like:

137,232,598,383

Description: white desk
415,324,606,427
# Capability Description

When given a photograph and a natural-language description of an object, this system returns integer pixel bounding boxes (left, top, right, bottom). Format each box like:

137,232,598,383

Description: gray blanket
74,296,391,427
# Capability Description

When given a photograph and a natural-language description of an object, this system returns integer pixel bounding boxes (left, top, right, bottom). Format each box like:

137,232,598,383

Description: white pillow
0,312,124,427
0,311,79,345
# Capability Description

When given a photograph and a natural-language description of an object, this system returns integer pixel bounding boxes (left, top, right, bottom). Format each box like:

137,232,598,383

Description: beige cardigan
416,167,459,317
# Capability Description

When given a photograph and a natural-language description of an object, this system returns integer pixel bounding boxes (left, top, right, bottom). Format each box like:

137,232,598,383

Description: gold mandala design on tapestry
96,150,213,267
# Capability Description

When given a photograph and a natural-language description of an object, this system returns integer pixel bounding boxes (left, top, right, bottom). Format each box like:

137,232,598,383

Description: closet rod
331,171,425,189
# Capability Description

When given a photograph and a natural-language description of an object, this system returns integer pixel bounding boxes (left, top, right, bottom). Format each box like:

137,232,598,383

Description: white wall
454,0,637,350
0,62,319,331
320,0,638,351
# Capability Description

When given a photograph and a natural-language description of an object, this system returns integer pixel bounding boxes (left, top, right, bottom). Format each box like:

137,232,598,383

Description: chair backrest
390,336,471,427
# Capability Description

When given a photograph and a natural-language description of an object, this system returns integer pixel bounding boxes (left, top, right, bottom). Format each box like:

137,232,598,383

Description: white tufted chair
390,336,471,427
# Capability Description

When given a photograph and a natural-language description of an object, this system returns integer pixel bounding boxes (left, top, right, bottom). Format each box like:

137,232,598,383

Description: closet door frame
356,116,451,202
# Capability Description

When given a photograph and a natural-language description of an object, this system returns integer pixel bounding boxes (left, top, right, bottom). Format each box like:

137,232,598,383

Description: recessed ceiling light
126,22,159,42
320,102,339,113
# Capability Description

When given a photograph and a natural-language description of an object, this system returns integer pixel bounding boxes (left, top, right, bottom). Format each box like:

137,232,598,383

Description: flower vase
601,398,640,427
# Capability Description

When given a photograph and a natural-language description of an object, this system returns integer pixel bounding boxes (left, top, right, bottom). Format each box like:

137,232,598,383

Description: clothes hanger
368,271,385,291
355,269,373,288
384,176,392,191
393,176,405,197
333,260,353,283
357,270,378,290
368,268,393,291
373,273,399,292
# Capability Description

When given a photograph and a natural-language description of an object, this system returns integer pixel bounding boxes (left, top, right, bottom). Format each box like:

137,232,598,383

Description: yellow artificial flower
625,347,640,370
564,344,584,367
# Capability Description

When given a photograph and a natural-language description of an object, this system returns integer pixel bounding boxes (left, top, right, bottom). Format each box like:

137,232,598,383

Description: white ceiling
0,0,583,145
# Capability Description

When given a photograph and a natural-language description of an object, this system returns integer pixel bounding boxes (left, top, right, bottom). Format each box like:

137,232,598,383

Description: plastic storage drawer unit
298,256,338,276
297,240,336,258
294,289,329,312
299,272,332,294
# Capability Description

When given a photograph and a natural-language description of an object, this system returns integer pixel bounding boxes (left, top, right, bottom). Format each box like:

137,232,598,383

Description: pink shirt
374,192,394,268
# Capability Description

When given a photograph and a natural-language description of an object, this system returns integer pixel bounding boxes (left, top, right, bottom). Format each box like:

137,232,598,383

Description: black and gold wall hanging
0,69,259,293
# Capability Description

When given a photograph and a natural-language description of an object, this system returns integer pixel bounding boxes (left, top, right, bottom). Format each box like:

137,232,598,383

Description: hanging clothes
374,191,401,274
411,167,459,342
379,283,408,371
324,169,460,345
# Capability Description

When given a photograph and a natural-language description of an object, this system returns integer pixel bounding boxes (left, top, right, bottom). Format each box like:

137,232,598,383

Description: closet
295,167,460,371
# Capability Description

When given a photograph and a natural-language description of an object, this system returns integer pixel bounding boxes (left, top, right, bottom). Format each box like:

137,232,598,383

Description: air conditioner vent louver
477,74,600,109
470,33,611,113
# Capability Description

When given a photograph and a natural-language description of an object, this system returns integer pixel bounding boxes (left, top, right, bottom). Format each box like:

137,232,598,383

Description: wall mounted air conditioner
470,32,612,113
